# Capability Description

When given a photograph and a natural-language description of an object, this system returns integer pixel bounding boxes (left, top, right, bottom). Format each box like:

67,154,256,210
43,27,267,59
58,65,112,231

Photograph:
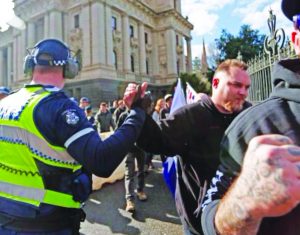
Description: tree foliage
215,25,265,63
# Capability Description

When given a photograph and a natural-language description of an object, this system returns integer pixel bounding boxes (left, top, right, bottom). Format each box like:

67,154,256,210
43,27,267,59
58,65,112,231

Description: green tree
215,25,265,63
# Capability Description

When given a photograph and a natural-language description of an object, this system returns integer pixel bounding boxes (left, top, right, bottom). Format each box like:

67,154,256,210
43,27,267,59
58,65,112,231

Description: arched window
113,50,117,69
131,55,135,72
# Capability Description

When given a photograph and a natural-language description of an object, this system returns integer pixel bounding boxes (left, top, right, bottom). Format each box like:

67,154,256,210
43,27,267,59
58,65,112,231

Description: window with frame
129,25,134,38
112,16,117,30
74,14,80,28
145,32,148,44
113,50,118,69
130,55,135,72
146,59,149,74
176,35,179,46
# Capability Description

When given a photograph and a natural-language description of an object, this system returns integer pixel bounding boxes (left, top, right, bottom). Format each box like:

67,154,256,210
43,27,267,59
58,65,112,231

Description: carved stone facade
0,0,193,105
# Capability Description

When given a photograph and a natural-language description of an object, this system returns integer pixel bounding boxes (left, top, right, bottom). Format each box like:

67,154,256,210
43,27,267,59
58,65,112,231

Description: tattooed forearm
215,180,261,235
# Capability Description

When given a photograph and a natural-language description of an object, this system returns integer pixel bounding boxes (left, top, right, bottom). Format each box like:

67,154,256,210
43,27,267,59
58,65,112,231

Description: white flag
186,82,198,104
170,78,187,113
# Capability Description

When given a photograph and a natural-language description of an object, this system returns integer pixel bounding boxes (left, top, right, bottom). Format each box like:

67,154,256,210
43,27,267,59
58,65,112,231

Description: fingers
124,83,138,96
123,83,138,107
140,82,148,97
133,85,142,103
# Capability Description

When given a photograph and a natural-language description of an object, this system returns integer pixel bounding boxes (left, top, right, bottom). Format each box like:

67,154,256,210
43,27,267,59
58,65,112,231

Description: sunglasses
293,14,300,30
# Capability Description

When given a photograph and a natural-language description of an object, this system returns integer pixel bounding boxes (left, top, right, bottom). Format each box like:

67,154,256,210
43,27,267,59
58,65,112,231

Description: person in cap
135,59,251,235
159,94,173,119
201,1,300,234
79,97,90,109
84,105,96,130
0,86,10,100
0,38,150,234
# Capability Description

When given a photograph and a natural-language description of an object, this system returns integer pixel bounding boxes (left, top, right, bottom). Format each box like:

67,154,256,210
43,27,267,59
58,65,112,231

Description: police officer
0,38,148,234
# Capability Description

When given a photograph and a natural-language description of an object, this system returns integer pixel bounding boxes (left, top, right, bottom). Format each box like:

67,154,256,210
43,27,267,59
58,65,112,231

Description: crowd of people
0,0,300,234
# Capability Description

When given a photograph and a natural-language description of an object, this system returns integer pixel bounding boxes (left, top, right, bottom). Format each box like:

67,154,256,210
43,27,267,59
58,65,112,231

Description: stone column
27,22,36,47
7,45,12,85
91,1,106,65
180,36,186,73
81,4,91,67
49,10,63,39
122,14,130,72
13,39,17,82
44,13,49,38
186,37,192,72
0,49,4,84
151,31,159,76
105,4,113,67
166,28,177,76
16,36,21,81
19,30,26,80
138,22,146,75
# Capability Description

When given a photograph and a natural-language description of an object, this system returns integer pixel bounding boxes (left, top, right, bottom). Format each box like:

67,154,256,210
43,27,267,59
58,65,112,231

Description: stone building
0,0,193,106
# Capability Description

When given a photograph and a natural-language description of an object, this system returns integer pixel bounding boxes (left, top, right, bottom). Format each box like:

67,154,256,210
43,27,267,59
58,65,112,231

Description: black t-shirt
138,97,250,234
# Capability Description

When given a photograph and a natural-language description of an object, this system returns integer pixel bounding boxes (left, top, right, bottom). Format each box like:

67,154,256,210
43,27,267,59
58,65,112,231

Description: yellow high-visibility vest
0,86,81,208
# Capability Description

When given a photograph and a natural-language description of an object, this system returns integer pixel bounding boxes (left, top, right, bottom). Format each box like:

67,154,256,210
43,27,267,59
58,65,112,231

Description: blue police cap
33,38,71,66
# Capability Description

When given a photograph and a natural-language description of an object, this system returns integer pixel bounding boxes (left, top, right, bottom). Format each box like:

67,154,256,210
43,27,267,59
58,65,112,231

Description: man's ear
212,78,219,88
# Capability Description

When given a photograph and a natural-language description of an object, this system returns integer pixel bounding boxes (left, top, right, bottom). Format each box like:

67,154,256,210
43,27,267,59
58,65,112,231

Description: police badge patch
63,109,80,125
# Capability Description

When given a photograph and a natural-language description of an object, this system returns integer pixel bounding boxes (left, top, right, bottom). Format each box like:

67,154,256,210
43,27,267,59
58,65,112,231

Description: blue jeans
124,148,145,201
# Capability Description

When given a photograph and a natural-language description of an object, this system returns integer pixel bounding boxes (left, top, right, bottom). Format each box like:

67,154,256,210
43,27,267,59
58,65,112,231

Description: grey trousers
124,148,145,201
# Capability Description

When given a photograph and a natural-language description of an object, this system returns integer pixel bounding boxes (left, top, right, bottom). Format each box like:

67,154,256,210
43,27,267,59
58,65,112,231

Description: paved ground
80,159,183,235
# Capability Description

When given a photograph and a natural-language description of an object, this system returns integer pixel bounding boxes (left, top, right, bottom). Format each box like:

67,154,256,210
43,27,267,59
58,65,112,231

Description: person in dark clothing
117,110,147,213
201,1,300,234
95,102,116,133
136,59,251,235
113,99,127,124
0,38,149,234
109,100,118,114
84,105,96,130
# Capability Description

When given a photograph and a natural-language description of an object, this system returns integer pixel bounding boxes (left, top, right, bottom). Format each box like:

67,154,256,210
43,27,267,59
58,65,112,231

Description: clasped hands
123,82,152,114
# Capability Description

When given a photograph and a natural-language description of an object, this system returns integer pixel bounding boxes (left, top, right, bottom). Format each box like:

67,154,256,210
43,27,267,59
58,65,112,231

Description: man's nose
239,87,248,96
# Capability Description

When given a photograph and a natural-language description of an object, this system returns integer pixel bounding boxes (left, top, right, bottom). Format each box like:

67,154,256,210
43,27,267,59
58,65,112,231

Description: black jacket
201,59,300,235
138,97,249,234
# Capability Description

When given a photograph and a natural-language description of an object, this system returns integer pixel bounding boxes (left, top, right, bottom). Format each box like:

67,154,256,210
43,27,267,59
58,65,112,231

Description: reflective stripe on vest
0,181,81,208
1,125,77,166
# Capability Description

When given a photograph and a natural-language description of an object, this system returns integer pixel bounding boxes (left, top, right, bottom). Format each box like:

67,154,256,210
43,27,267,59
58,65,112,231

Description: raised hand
123,82,148,109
